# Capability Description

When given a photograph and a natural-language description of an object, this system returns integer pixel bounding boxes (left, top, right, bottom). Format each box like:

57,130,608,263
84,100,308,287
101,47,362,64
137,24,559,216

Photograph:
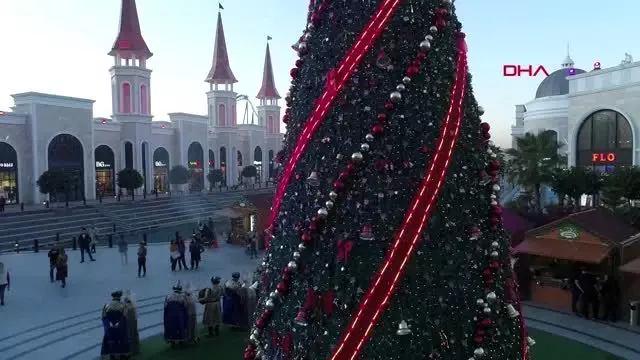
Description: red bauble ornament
301,233,312,242
376,113,387,122
384,101,394,110
345,162,355,172
490,217,501,225
290,68,299,78
435,8,449,16
482,268,492,278
372,124,384,135
406,65,419,77
256,317,265,329
474,335,484,344
276,283,288,295
435,19,447,28
309,221,318,231
339,170,350,180
333,180,344,190
480,122,490,133
483,133,491,140
489,169,499,177
311,13,320,25
490,225,498,232
491,206,502,216
417,51,426,60
295,59,303,67
490,159,501,169
490,261,500,270
282,114,290,123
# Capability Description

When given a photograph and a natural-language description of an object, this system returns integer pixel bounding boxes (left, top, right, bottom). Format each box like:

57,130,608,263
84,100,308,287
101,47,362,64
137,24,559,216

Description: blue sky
1,0,639,148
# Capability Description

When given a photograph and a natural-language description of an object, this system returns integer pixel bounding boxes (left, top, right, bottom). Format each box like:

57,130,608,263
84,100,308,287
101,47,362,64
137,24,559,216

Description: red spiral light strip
330,34,468,360
266,0,402,249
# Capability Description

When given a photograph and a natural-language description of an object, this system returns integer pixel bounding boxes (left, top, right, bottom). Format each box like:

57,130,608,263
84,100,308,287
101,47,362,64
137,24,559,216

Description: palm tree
505,130,565,213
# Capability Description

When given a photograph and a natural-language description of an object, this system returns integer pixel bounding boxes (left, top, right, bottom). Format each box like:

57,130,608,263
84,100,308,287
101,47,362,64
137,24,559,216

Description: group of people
168,222,216,272
47,243,69,287
570,270,621,321
100,272,257,359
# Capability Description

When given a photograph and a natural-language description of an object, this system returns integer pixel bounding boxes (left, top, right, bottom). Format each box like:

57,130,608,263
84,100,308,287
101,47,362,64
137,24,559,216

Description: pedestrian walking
48,243,60,282
79,228,95,263
177,237,187,270
189,238,203,270
89,226,98,253
0,262,10,306
56,249,68,288
137,242,147,277
118,234,128,265
169,240,179,271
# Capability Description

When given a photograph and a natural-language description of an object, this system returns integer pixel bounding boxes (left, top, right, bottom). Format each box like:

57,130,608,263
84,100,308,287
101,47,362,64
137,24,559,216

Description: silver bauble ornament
419,40,431,51
473,347,485,358
292,251,301,260
365,133,374,142
287,261,297,271
390,91,402,103
325,200,334,209
329,191,338,200
486,292,497,302
351,152,363,162
491,241,499,249
402,76,411,84
476,298,485,306
360,143,370,152
396,84,406,92
490,250,499,259
317,208,328,218
478,106,485,115
265,299,275,310
429,25,438,33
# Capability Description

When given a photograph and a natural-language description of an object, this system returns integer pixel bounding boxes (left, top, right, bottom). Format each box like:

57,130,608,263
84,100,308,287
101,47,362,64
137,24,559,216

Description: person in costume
241,278,259,328
122,290,140,356
183,283,199,344
222,272,245,328
101,290,131,359
55,248,69,288
163,282,189,345
200,276,223,336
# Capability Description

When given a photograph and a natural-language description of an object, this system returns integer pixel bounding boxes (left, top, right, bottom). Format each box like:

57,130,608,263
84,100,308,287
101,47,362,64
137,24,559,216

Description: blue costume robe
222,280,245,327
100,300,130,356
164,292,188,343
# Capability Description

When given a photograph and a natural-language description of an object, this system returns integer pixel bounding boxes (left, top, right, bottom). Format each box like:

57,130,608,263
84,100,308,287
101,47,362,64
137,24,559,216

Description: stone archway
188,142,204,192
0,142,19,203
94,145,115,196
575,109,633,172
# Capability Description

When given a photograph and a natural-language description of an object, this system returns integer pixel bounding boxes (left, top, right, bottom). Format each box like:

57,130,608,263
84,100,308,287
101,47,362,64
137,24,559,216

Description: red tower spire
108,0,152,59
256,42,280,99
205,12,237,84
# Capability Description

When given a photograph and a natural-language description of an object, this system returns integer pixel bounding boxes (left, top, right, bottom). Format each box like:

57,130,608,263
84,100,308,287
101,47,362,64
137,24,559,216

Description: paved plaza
1,243,639,359
0,242,260,360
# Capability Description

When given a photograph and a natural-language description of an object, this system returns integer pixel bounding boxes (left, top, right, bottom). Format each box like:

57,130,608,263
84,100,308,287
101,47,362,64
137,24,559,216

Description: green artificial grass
138,327,622,359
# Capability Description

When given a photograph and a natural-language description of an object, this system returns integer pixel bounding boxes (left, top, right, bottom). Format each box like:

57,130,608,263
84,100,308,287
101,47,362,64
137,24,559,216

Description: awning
620,257,640,275
514,237,610,264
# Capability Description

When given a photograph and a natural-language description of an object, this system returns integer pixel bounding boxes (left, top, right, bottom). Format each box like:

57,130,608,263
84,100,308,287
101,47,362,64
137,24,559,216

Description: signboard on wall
189,161,202,168
558,224,580,240
592,152,616,162
0,162,15,169
95,161,111,168
154,161,167,167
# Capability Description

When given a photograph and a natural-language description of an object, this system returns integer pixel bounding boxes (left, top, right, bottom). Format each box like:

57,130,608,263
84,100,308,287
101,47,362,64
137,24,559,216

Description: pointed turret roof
108,0,152,59
205,12,237,84
256,43,280,99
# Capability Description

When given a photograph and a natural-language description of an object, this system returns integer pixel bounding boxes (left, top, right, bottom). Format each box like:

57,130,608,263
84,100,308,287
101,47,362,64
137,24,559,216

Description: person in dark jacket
177,237,187,270
48,243,60,282
137,242,147,277
78,228,95,263
600,274,620,322
189,238,203,270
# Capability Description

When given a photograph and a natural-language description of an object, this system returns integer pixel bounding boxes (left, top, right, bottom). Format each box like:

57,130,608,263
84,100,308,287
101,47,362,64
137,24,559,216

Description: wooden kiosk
213,202,257,246
619,257,640,324
513,208,640,311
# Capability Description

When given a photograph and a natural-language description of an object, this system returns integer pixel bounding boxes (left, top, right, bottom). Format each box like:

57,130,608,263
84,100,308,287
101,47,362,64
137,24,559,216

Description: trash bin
630,300,640,326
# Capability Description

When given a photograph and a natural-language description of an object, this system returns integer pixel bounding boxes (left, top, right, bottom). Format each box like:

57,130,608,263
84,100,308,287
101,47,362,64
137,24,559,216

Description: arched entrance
0,142,19,204
141,142,149,193
48,134,84,202
268,150,275,180
219,147,227,185
254,146,263,181
576,110,633,173
95,145,115,197
237,151,243,182
188,142,204,192
153,147,170,192
209,149,215,168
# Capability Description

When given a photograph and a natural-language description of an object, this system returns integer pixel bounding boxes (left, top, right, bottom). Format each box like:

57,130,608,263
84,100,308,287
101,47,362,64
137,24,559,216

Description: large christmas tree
245,1,530,359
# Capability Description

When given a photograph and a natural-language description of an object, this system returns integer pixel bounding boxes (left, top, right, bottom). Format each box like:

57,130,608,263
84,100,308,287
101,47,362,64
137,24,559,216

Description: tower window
232,105,237,125
218,104,226,126
121,83,131,113
268,115,274,133
140,84,148,114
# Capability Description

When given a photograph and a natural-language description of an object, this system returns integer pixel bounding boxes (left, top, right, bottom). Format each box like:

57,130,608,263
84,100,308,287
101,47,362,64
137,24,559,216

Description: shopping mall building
511,53,640,172
0,1,283,205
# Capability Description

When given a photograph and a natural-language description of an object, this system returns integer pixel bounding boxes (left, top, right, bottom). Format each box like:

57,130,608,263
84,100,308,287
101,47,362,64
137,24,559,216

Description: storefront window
95,145,115,196
188,142,204,192
0,142,18,204
576,110,633,171
153,147,170,193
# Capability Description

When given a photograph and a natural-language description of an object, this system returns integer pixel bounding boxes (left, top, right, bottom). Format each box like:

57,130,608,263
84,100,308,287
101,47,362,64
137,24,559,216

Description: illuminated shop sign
189,161,202,167
0,162,15,168
154,161,167,167
95,161,111,168
592,152,616,162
